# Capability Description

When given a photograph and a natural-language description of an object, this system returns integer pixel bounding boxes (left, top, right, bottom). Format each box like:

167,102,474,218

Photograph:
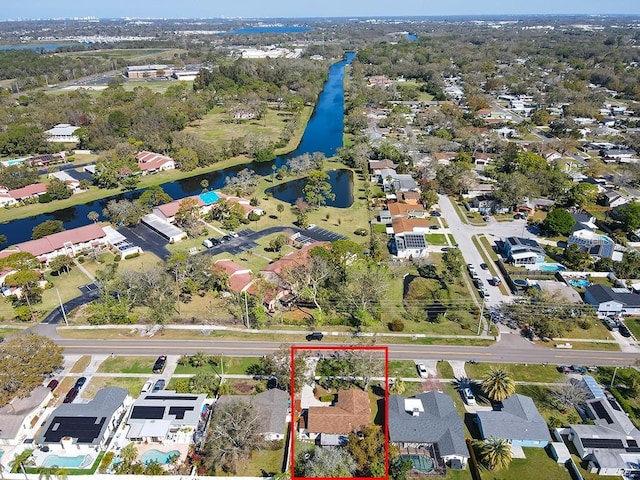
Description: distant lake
266,169,354,208
0,44,70,52
227,26,311,34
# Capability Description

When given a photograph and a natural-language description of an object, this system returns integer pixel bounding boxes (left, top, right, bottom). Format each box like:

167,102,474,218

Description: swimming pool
140,449,180,465
1,158,26,167
537,263,566,272
42,454,92,468
400,454,434,473
569,279,591,288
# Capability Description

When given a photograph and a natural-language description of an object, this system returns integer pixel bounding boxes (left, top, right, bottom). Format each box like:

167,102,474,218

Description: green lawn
81,376,147,399
234,444,285,476
625,317,640,339
97,356,156,373
424,233,448,245
174,356,260,375
437,361,455,379
70,355,92,374
465,363,563,383
480,447,570,480
389,360,419,379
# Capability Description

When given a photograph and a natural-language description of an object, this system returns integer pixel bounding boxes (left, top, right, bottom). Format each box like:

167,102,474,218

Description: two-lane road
52,335,638,367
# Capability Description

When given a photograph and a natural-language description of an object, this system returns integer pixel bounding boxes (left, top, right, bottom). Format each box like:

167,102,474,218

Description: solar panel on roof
626,447,640,453
43,416,106,444
582,438,624,449
130,406,165,420
591,401,613,424
608,399,622,412
145,395,198,401
628,440,638,447
403,233,426,249
168,406,194,420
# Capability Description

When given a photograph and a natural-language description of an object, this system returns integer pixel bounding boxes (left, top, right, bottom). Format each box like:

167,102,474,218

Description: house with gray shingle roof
388,392,469,469
475,394,550,448
216,388,289,441
0,386,52,446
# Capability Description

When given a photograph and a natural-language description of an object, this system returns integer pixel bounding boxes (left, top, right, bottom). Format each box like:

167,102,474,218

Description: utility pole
610,366,619,388
56,288,68,326
244,291,250,328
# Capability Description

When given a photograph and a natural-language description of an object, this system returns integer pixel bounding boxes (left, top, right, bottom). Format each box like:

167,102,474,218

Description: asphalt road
47,332,638,367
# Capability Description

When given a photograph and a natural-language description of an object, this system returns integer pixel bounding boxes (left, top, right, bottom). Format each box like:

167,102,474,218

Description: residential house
135,151,176,174
468,195,497,215
475,394,551,448
48,171,81,190
397,191,422,205
0,386,52,446
473,152,497,168
0,188,17,207
571,213,597,233
388,392,469,469
380,203,426,224
214,259,253,294
376,168,418,193
44,124,80,143
260,242,327,286
584,285,640,315
434,152,458,165
10,223,108,264
567,230,621,261
35,387,129,451
569,397,640,477
392,218,431,259
216,389,289,441
302,389,371,443
502,237,546,265
368,159,398,173
8,183,48,202
603,191,631,208
126,390,206,444
25,153,66,168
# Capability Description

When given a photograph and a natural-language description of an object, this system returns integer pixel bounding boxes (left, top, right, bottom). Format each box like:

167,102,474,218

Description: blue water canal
0,52,355,245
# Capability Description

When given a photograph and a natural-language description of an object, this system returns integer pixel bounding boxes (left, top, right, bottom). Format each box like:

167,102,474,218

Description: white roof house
45,124,80,143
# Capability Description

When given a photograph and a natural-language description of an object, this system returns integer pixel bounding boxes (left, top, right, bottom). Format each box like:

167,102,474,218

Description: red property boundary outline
289,345,389,480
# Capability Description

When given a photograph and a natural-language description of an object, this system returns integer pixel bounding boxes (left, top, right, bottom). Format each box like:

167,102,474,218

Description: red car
47,379,59,391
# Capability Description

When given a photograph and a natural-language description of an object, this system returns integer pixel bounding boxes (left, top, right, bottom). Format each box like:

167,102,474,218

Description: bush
354,228,368,236
38,193,52,203
388,319,405,331
114,256,121,262
124,252,140,260
319,394,335,402
99,452,115,474
248,211,261,222
76,255,85,263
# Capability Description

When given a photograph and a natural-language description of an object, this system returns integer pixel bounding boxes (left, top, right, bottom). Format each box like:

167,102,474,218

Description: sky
3,0,640,20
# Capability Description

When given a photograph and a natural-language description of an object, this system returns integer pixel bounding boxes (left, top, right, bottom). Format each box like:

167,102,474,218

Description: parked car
202,239,214,248
63,388,79,404
430,211,442,217
153,355,167,374
462,388,476,405
210,238,221,246
467,264,475,272
429,225,440,230
74,377,87,389
46,379,59,391
480,263,489,270
229,231,239,238
558,365,586,374
473,278,484,289
479,289,491,300
141,380,154,394
153,379,166,392
619,324,631,337
306,224,316,230
305,332,323,341
221,235,231,242
416,363,428,378
491,276,502,286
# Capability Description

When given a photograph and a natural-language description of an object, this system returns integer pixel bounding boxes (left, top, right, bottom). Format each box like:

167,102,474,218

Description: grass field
59,48,186,60
389,360,419,379
233,445,285,476
70,355,92,374
97,356,156,373
465,362,563,383
81,376,147,399
424,233,448,245
174,356,260,375
437,361,455,379
625,317,640,339
480,447,570,480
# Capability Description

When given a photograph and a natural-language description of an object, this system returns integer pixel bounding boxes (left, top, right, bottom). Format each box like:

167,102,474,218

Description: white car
416,363,428,378
462,388,476,405
141,380,154,394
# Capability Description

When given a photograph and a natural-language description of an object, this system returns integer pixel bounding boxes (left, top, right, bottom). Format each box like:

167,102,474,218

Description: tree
32,220,64,240
474,437,513,471
46,178,72,200
174,197,200,235
389,378,406,395
87,211,99,223
563,243,593,271
5,269,42,320
246,345,310,393
281,255,333,313
49,255,74,275
611,201,640,233
420,189,438,209
552,379,589,409
103,199,145,226
303,170,335,208
347,426,385,477
174,147,199,171
342,262,391,324
138,185,172,208
276,203,285,216
566,182,598,208
202,400,263,474
543,208,576,236
269,234,288,253
481,368,516,402
224,168,259,197
0,334,63,407
295,447,357,478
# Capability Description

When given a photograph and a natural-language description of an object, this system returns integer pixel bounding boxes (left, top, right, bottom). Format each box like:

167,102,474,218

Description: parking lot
118,224,171,259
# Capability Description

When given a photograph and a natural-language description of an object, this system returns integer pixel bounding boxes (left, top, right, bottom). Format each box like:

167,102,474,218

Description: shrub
354,228,368,236
124,252,140,260
114,256,121,262
248,211,261,222
388,319,405,331
319,394,335,402
99,452,115,474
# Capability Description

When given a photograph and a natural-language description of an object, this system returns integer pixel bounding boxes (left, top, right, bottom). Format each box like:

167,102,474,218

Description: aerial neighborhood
0,10,640,480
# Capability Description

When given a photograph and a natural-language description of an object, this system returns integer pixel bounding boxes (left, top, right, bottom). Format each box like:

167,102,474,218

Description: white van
462,388,476,405
202,239,214,249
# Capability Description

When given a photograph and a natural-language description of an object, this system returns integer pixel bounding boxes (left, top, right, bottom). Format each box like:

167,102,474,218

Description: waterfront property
475,394,551,449
388,392,469,472
135,151,176,174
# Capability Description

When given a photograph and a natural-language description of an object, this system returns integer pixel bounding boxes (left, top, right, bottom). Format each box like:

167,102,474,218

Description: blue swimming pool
569,279,591,288
42,454,92,468
140,449,180,465
538,263,566,272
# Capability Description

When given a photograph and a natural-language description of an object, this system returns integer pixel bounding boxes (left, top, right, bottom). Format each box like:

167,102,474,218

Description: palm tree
389,378,406,395
481,368,516,402
474,437,512,471
144,461,164,476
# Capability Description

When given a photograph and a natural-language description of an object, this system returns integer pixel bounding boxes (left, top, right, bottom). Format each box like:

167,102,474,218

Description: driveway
118,224,171,259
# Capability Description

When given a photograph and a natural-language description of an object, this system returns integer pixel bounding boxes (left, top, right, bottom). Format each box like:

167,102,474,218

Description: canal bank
0,53,356,246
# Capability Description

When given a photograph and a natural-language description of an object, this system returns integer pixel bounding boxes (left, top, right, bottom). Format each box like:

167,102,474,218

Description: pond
0,53,356,245
266,169,354,208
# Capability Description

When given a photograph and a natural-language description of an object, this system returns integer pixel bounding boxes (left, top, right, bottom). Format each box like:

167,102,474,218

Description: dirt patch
231,380,258,394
